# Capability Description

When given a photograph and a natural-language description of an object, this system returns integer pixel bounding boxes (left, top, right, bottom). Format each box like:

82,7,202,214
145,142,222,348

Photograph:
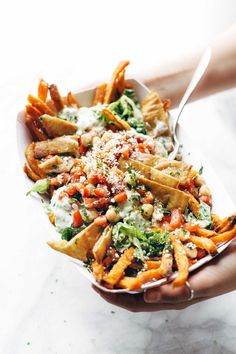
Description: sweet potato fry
189,235,218,255
117,276,142,290
67,92,81,108
92,260,104,283
92,83,107,105
25,115,48,141
28,95,54,116
103,247,134,285
211,213,221,229
215,214,236,234
171,234,189,287
116,70,125,95
144,260,161,270
25,104,41,118
38,79,48,102
23,163,41,182
159,250,173,277
49,84,64,112
25,143,46,178
104,60,130,103
138,268,163,284
101,108,131,130
211,226,236,244
195,228,217,238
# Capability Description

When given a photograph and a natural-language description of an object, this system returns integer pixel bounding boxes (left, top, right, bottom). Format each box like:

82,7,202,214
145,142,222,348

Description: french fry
211,213,221,229
104,60,130,103
28,95,54,116
38,79,48,102
211,226,236,244
101,108,131,130
23,163,41,182
163,98,171,112
144,260,161,270
195,228,217,238
216,214,236,234
171,235,189,287
67,92,81,108
116,70,125,95
92,83,107,105
138,268,163,284
92,260,104,283
25,143,46,178
159,250,173,277
117,276,142,290
49,84,64,112
103,248,134,286
189,235,217,255
25,104,41,118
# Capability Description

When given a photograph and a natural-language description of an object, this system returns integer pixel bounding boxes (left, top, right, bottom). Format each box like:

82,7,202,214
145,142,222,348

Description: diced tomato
184,223,199,233
138,143,146,153
73,210,83,227
103,248,116,267
114,191,128,203
136,188,146,197
142,191,154,204
94,216,108,227
71,172,83,183
82,186,90,197
169,208,184,231
136,137,143,143
96,173,107,184
161,215,171,229
83,197,110,209
145,144,153,151
179,179,195,194
79,141,87,156
120,146,130,159
94,188,109,197
66,185,77,196
88,174,98,184
199,195,212,206
50,177,61,186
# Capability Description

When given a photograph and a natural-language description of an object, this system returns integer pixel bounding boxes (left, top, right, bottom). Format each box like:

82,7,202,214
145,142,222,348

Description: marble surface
0,86,236,354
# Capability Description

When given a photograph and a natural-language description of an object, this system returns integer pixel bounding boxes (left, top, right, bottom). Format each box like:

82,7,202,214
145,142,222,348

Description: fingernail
144,289,161,303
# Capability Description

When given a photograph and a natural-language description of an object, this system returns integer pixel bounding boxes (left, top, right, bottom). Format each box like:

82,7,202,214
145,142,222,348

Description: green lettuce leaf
26,179,50,196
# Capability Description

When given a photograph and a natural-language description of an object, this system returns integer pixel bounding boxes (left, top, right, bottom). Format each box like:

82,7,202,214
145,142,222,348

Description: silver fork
168,47,212,160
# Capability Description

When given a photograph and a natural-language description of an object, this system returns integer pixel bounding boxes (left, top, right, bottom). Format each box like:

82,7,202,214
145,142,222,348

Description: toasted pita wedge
38,155,74,174
104,60,130,104
47,222,105,261
187,193,200,217
101,108,131,130
154,159,192,184
92,260,104,283
40,114,78,138
119,158,178,188
92,225,112,263
138,176,189,211
131,152,162,167
34,136,79,159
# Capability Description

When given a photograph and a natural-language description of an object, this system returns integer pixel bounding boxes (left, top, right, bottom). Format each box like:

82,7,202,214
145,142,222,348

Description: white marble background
0,1,236,353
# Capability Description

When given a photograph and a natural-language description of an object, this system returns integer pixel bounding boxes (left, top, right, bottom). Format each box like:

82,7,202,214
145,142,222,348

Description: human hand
93,240,236,312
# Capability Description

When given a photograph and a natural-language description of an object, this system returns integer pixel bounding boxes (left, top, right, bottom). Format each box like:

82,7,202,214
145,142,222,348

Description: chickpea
141,204,154,219
184,242,197,259
81,133,93,147
199,184,211,197
105,207,121,223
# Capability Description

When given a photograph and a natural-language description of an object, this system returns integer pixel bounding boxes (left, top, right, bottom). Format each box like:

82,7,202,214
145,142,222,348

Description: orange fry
25,114,48,141
195,228,217,238
67,92,81,108
49,84,64,111
38,79,48,102
138,268,163,284
171,235,189,287
92,83,107,105
211,213,221,229
144,260,161,270
116,70,125,95
163,98,171,112
25,142,45,178
104,60,130,103
103,247,134,285
190,235,217,255
211,226,236,244
28,94,54,116
26,104,41,118
117,277,142,290
23,163,41,182
159,250,173,277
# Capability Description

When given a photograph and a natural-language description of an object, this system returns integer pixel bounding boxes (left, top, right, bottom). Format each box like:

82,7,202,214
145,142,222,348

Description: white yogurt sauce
49,186,73,230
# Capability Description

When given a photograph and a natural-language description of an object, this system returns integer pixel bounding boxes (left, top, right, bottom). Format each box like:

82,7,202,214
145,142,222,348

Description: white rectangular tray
16,79,236,294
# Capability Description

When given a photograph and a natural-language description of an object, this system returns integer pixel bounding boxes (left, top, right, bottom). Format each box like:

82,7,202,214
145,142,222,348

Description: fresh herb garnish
198,165,204,175
61,225,86,241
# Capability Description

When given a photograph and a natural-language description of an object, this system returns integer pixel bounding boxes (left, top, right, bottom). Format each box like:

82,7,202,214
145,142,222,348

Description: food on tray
23,61,236,291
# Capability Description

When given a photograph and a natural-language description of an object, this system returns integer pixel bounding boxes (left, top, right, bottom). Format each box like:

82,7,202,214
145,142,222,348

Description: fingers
144,282,192,304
